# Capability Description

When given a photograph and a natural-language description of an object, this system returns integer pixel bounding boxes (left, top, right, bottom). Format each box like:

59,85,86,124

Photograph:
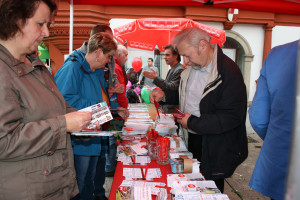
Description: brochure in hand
72,102,113,136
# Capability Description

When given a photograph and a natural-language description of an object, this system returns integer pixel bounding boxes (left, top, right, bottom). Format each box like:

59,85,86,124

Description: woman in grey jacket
0,0,92,199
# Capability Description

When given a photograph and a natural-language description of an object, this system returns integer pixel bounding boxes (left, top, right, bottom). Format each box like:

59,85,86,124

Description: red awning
114,18,226,51
68,0,300,15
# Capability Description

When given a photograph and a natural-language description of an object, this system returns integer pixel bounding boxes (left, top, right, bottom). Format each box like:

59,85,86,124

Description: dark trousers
188,132,224,193
214,178,225,193
188,132,202,163
94,151,107,197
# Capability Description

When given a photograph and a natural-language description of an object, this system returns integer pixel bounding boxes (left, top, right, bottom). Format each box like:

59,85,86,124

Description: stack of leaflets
117,153,151,165
169,136,188,152
170,157,200,174
168,136,198,173
117,181,167,200
155,114,175,125
171,181,230,200
122,103,154,137
121,143,148,156
116,185,152,200
123,122,152,132
169,151,193,159
172,180,220,195
120,180,167,198
123,168,162,181
128,103,149,110
155,114,178,136
155,123,178,136
173,193,230,200
167,173,230,200
167,173,205,187
133,185,152,200
119,180,166,188
121,134,146,141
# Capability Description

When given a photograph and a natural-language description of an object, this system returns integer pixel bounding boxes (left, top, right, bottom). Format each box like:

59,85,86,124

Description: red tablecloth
109,155,173,199
109,104,173,199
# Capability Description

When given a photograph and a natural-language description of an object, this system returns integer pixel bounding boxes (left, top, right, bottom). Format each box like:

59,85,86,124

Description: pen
144,167,148,179
153,100,160,119
154,99,166,116
175,107,185,114
130,156,134,163
140,167,145,179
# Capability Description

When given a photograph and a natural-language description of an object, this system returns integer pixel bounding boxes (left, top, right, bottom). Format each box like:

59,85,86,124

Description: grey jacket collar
78,41,88,54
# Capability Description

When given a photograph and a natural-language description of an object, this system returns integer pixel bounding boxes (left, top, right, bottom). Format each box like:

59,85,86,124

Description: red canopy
68,0,300,16
114,18,226,51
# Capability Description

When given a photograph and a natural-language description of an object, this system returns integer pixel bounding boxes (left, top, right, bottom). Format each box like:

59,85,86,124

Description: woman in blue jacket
55,32,117,200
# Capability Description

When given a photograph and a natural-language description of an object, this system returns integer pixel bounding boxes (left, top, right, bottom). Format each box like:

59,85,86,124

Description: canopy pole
69,0,73,55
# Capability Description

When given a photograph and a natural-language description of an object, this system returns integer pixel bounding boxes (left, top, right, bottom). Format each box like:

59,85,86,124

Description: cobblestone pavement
104,112,269,200
224,132,268,200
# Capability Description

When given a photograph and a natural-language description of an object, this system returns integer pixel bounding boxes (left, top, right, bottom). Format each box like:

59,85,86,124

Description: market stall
108,103,230,200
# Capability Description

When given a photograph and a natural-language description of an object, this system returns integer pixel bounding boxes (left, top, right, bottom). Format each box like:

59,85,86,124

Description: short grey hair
172,27,211,49
117,44,127,55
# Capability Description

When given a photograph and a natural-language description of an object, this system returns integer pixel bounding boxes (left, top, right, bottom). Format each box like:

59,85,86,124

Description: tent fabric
68,0,300,16
113,18,226,51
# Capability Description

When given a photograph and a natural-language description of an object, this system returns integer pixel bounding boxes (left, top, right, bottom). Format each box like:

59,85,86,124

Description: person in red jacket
104,45,129,179
114,45,129,108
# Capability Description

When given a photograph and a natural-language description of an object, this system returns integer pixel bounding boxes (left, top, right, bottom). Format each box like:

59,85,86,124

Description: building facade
44,0,300,102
